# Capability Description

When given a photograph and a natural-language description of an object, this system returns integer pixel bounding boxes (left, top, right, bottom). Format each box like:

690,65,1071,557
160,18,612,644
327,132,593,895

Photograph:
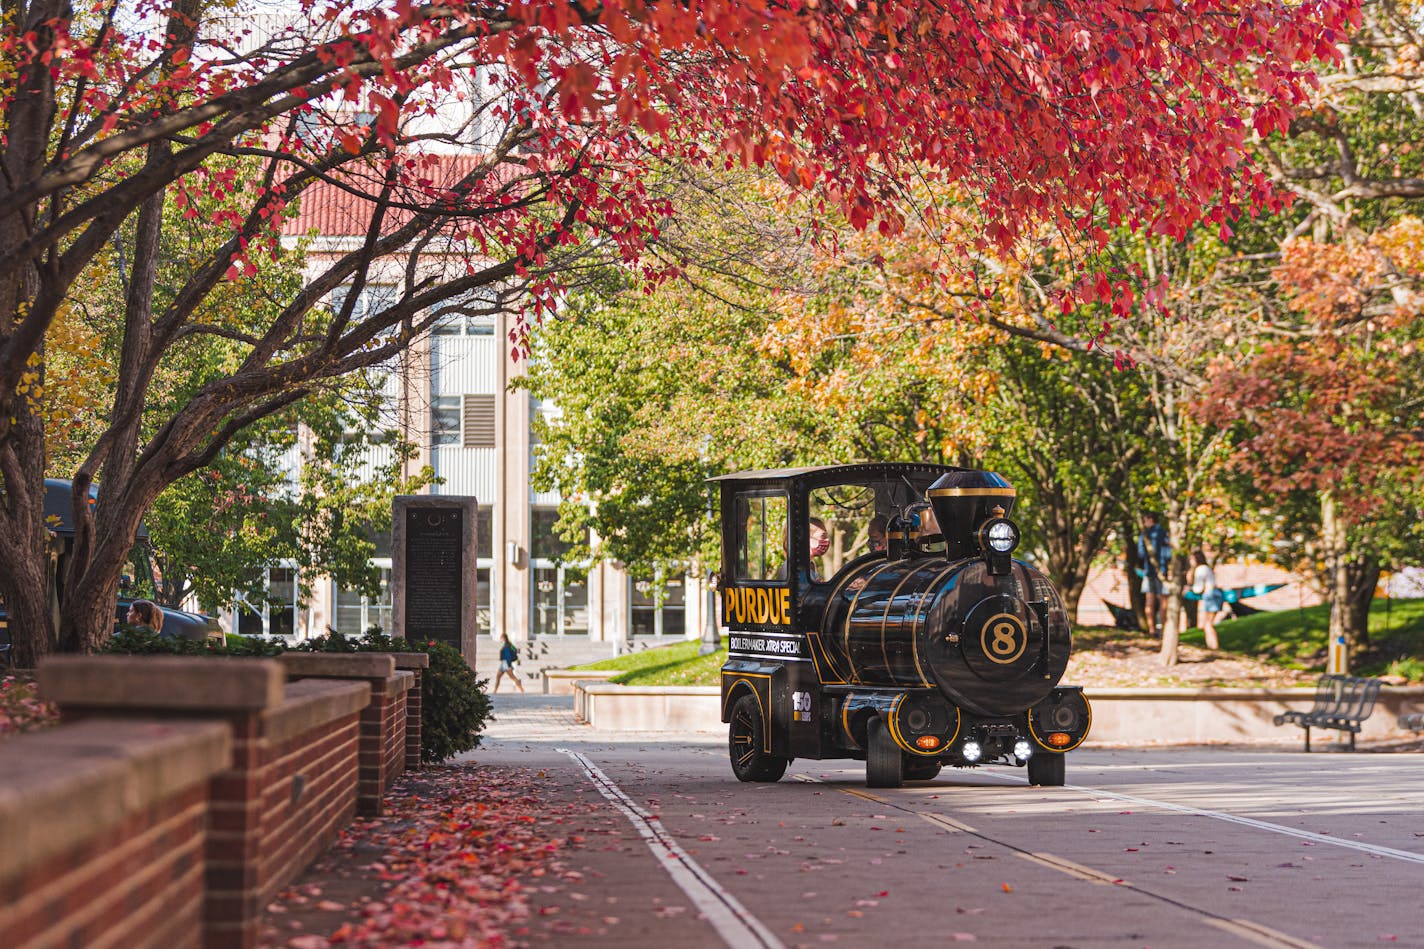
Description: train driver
868,514,888,552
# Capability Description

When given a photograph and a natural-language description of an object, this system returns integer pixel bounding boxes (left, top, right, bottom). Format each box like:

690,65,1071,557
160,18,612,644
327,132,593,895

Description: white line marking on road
559,748,785,949
1204,916,1325,949
1070,785,1424,865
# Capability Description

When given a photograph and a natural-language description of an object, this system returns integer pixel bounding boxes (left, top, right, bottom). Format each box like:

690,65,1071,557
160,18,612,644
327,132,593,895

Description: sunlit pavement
464,693,1424,948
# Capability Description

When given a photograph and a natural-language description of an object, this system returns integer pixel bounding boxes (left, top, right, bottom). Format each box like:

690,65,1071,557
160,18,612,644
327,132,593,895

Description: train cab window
734,493,788,582
808,483,880,580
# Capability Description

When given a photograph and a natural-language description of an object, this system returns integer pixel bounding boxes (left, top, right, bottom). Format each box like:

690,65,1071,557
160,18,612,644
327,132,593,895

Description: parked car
0,480,223,660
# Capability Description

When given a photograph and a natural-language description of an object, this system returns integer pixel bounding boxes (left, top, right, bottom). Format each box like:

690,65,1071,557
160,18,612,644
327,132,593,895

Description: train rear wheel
728,695,788,782
1028,752,1065,787
866,717,903,788
902,757,942,782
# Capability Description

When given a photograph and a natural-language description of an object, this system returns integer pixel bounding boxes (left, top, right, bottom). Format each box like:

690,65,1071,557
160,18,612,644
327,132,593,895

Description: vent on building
462,394,496,448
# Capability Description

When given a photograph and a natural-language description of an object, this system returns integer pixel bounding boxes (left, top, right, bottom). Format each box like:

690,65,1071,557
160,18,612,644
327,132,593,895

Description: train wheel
728,695,788,783
1028,752,1065,787
902,757,942,782
866,717,903,788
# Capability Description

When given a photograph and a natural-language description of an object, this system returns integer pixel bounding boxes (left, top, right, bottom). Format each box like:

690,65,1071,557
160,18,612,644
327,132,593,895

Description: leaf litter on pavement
261,764,587,947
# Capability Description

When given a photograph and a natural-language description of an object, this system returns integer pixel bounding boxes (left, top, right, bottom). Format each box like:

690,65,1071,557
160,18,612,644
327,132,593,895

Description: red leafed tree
0,0,1355,663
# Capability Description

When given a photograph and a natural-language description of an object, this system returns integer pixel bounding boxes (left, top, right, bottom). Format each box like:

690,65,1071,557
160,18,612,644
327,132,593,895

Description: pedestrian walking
493,633,525,693
1190,550,1227,650
1137,512,1171,635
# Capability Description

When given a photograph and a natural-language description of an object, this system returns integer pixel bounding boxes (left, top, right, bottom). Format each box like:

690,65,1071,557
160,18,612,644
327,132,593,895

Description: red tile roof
281,152,496,238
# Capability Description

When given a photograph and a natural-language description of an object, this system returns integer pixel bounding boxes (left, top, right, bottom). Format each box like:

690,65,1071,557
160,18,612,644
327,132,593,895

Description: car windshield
119,543,163,601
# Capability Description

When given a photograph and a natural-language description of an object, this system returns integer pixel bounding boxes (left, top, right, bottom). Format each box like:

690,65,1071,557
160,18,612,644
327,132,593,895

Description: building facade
234,179,711,656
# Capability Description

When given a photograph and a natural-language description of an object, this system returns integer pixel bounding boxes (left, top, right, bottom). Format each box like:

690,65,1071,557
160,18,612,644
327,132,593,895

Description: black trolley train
716,463,1090,788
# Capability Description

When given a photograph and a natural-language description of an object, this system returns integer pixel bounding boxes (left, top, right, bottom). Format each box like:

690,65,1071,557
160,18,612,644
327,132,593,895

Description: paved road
469,694,1424,948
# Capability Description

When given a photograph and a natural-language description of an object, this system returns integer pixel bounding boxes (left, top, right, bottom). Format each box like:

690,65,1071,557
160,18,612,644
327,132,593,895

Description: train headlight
981,518,1019,554
1013,739,1033,761
962,739,982,763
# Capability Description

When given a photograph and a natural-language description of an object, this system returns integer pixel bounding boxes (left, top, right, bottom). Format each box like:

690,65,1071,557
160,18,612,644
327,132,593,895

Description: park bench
1274,674,1382,752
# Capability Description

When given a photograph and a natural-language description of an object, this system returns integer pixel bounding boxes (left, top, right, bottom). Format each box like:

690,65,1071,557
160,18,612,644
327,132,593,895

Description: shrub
103,627,283,657
297,630,491,764
1385,657,1424,684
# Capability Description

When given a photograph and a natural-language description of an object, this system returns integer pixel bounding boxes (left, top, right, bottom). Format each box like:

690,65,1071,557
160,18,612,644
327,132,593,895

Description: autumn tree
0,0,1355,664
1189,0,1424,661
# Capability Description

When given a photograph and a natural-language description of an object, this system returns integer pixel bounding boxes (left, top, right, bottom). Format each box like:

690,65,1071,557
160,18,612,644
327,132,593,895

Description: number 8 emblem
980,613,1027,665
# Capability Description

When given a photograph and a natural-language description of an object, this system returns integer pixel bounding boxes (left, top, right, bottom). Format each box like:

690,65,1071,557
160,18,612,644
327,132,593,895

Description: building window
432,289,498,335
333,568,393,636
331,283,397,320
530,505,588,637
475,507,492,559
531,506,574,560
476,565,492,636
532,565,588,637
234,566,299,638
432,395,461,445
631,570,686,637
462,394,496,448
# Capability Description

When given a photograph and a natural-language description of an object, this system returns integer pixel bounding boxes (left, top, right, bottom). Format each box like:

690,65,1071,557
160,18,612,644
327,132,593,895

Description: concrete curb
571,682,1424,744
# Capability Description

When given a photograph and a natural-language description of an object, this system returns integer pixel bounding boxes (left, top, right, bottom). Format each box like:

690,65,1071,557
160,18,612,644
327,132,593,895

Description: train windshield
808,475,942,577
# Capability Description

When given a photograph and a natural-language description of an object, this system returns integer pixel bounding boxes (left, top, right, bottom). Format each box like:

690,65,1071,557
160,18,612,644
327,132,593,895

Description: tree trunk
1322,490,1378,663
1158,505,1187,667
1121,519,1146,631
0,537,56,668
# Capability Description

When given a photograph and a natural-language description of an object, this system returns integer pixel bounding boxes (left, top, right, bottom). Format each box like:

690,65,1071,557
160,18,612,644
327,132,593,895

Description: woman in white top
1190,550,1226,649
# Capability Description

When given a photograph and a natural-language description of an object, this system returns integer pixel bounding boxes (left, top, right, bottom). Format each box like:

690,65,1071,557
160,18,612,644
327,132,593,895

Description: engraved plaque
403,507,463,646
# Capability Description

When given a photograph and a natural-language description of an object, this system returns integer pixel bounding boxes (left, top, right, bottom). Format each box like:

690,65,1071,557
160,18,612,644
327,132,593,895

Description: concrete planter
575,683,721,732
544,668,621,695
570,681,1424,745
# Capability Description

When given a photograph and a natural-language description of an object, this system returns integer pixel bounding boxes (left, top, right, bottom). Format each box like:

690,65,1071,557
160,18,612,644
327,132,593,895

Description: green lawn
1176,596,1424,679
571,597,1424,686
573,638,729,686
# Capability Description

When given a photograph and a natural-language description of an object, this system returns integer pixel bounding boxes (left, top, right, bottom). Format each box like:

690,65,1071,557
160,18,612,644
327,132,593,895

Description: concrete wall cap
390,652,430,670
577,683,718,696
390,669,416,693
38,655,285,711
0,718,230,884
280,653,397,679
264,679,372,746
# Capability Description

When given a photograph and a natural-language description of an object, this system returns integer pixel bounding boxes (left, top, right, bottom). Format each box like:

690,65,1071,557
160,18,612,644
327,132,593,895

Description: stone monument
392,495,479,667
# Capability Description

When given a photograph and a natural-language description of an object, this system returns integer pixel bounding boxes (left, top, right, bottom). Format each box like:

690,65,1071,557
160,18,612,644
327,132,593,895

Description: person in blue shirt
1137,512,1172,635
493,633,525,693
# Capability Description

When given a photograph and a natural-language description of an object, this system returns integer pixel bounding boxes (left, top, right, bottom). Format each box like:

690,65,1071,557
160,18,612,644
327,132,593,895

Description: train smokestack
926,470,1017,560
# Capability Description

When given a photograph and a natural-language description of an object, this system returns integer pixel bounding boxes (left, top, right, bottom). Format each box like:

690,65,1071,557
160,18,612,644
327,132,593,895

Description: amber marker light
1047,733,1072,747
915,736,941,750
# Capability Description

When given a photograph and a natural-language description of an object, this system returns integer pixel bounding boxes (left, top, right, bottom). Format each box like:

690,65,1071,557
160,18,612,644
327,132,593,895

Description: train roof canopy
709,462,964,483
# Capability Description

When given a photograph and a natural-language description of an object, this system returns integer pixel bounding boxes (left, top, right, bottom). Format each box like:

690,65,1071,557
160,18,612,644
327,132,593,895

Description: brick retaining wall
0,652,426,949
0,718,229,949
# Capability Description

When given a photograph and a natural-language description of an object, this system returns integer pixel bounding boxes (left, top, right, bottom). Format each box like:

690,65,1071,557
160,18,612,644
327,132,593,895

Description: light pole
699,438,721,656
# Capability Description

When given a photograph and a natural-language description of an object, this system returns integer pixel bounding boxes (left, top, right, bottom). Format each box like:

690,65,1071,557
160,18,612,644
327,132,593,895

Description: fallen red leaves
264,765,580,948
0,673,59,739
